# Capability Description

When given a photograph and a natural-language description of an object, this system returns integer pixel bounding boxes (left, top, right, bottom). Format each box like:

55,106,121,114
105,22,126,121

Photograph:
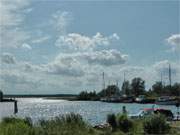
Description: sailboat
155,64,179,105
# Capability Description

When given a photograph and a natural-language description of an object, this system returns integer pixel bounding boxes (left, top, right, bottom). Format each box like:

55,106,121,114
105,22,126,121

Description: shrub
107,114,117,130
37,113,95,135
0,117,33,135
143,114,171,134
116,114,133,133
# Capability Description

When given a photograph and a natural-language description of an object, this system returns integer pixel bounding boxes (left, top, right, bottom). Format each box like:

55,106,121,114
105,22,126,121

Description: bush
0,114,98,135
143,114,171,134
0,117,33,135
37,113,96,135
107,114,117,130
116,114,133,133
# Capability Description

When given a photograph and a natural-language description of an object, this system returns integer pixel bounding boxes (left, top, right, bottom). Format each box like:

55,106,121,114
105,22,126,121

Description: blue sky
0,0,180,94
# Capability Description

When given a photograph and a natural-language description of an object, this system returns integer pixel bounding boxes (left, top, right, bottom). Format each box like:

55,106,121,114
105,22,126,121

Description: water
0,98,177,125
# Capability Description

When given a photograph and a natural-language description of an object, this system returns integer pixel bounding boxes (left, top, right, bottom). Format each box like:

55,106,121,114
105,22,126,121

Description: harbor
0,0,179,134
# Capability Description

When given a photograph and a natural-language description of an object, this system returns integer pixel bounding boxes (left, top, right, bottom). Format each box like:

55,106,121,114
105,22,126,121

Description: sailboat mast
160,71,163,84
123,72,126,82
169,63,172,86
102,72,105,90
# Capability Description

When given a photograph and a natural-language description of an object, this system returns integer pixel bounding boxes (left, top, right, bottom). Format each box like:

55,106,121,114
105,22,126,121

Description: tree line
77,77,180,100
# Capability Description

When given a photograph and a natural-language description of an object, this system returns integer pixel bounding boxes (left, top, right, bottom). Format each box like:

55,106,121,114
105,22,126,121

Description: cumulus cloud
46,56,85,77
0,0,30,27
0,69,45,94
0,0,31,48
153,60,179,78
1,53,16,64
55,32,119,51
166,34,180,52
83,49,128,66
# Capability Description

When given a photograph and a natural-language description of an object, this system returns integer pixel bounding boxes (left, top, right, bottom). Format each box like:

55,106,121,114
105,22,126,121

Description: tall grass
0,113,178,135
0,113,97,135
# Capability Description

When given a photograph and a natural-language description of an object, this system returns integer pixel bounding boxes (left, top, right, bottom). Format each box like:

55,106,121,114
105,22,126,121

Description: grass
0,113,180,135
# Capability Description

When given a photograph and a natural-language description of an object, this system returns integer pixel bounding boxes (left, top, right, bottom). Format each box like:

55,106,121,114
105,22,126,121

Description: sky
0,0,180,94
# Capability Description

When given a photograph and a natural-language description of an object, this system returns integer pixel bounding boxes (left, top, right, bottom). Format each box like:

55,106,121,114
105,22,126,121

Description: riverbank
3,94,180,105
0,113,179,135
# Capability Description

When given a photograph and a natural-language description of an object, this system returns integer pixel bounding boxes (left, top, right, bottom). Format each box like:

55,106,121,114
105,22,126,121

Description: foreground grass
0,113,179,135
0,114,99,135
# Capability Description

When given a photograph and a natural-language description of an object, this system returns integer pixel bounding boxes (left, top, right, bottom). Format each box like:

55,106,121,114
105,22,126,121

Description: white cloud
153,60,169,70
0,0,31,49
55,32,120,51
31,36,50,44
51,11,72,33
166,34,180,52
153,60,180,79
1,53,180,93
22,43,32,50
46,56,85,77
0,0,30,27
82,49,128,66
1,53,16,64
1,27,30,48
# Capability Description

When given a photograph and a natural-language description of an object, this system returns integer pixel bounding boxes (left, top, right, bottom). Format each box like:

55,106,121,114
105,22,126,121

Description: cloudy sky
0,0,180,94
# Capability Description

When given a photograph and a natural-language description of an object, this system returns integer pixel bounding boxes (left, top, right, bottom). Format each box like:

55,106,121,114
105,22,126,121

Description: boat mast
116,80,118,87
102,72,105,90
169,63,172,87
160,71,163,84
124,72,126,82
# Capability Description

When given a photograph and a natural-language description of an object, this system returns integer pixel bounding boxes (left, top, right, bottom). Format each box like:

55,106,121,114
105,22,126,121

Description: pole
169,63,172,86
102,72,105,90
14,100,18,114
124,72,126,82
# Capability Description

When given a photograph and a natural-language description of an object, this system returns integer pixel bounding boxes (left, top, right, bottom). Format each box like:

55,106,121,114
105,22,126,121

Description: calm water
0,98,177,125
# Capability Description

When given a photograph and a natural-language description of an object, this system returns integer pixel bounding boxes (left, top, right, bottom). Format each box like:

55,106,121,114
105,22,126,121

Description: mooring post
14,100,18,114
176,102,179,121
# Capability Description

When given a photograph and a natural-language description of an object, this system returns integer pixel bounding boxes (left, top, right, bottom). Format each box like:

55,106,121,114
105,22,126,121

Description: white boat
155,96,178,105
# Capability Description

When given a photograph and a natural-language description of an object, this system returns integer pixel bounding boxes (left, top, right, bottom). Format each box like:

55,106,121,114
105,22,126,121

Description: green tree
121,81,131,96
152,81,163,95
163,85,172,95
77,91,99,100
98,85,120,97
131,77,145,96
171,83,180,96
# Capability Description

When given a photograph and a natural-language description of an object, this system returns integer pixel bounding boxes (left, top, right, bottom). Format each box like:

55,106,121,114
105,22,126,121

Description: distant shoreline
4,94,77,98
3,94,78,101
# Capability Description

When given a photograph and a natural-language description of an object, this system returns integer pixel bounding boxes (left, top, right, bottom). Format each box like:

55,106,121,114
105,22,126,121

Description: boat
100,96,122,103
129,108,174,120
155,96,178,105
135,95,155,104
100,95,134,103
135,95,145,102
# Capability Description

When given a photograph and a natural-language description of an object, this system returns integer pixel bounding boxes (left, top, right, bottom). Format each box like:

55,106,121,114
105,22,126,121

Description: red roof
143,108,166,111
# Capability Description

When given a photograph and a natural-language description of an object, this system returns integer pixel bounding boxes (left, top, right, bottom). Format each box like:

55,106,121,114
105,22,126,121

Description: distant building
0,90,3,102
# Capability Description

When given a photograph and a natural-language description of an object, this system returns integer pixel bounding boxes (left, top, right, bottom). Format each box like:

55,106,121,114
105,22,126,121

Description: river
0,98,177,125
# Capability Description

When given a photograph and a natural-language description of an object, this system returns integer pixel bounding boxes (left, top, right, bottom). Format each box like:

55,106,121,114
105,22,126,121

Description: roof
143,108,167,111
